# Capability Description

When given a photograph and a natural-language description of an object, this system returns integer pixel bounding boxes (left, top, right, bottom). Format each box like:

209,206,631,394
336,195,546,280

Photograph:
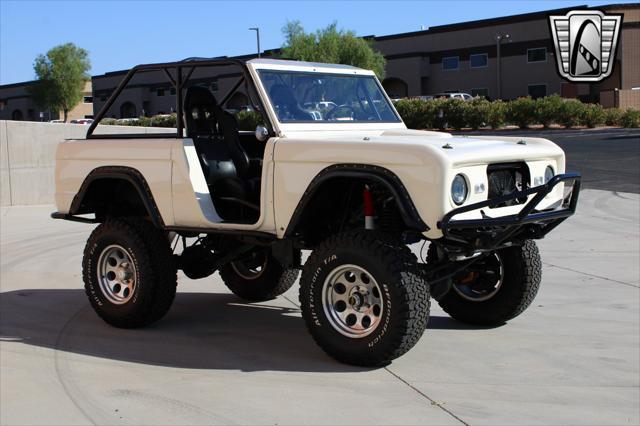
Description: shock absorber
363,184,375,230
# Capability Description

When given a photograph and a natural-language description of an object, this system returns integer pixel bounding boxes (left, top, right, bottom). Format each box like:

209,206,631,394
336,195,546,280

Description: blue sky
0,0,635,84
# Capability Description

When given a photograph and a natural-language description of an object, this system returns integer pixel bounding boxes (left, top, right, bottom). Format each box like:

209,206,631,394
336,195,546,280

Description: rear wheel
219,248,300,301
82,218,177,328
428,240,542,326
299,231,429,367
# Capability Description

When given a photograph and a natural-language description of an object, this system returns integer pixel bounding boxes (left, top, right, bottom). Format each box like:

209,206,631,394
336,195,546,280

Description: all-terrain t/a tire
82,218,177,328
219,248,300,302
429,240,542,326
299,231,430,367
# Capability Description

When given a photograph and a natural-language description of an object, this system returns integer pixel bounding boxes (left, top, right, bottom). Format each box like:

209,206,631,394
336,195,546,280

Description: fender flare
69,166,165,228
284,164,429,237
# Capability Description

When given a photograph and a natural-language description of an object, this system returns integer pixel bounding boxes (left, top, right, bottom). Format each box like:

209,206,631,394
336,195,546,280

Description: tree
30,43,90,122
280,21,386,79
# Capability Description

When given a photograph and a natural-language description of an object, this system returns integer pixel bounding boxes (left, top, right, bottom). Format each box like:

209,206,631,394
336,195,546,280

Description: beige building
375,3,639,104
0,81,93,122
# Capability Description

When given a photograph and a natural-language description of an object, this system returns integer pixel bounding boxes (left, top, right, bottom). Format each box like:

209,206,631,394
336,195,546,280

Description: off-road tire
299,231,430,367
219,249,301,302
429,240,542,326
82,218,177,328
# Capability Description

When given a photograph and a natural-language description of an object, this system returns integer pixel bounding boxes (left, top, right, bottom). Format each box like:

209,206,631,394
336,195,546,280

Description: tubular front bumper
437,173,581,251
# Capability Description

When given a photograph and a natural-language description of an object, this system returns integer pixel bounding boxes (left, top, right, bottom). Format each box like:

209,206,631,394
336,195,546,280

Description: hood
282,128,565,167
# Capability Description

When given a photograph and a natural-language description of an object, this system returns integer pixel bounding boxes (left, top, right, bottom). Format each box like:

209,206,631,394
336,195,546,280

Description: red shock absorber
363,185,375,230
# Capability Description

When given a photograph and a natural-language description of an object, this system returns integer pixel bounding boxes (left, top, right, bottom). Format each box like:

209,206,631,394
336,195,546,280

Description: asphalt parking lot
1,129,639,425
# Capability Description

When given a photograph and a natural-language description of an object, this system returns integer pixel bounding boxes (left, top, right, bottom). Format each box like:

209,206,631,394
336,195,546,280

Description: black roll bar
86,58,270,139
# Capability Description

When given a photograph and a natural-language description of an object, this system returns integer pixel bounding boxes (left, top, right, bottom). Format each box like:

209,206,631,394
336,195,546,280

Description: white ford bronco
52,58,580,366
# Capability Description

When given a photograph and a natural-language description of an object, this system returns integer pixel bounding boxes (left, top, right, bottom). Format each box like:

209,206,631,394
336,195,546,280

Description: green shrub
464,97,490,130
428,98,448,130
101,118,118,125
506,97,536,129
442,98,467,130
486,100,507,129
535,94,563,128
582,104,605,128
235,109,263,131
620,109,640,128
558,99,585,128
394,99,427,129
604,108,623,126
149,113,177,128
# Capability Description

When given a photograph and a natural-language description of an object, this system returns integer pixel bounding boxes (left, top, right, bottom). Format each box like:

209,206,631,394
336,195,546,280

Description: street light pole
249,27,261,58
495,33,510,100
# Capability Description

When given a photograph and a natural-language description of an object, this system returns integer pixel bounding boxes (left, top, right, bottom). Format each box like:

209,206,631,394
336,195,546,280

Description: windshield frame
247,59,406,135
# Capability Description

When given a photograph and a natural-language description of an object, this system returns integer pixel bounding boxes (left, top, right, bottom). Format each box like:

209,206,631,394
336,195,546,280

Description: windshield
258,70,401,123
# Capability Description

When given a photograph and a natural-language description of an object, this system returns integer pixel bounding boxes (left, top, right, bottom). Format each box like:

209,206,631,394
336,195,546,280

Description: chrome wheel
97,244,137,305
453,253,504,302
322,264,383,338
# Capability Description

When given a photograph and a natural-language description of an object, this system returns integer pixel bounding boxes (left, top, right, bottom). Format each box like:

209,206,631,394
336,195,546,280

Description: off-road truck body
53,58,580,366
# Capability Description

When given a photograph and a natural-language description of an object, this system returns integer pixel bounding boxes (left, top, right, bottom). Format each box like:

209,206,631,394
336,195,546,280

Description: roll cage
86,58,272,139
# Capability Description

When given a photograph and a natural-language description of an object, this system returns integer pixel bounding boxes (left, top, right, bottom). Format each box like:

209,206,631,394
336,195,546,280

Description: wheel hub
97,245,137,305
322,264,383,338
453,253,504,302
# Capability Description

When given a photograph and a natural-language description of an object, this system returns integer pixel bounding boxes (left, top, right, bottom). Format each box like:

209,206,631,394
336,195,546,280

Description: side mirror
255,125,269,142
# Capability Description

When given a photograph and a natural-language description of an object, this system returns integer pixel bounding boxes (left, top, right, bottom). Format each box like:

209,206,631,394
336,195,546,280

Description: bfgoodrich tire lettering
299,231,429,367
82,218,177,328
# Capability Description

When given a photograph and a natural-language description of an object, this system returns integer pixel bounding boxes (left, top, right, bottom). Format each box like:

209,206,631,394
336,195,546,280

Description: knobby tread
299,230,430,366
431,240,541,326
82,218,177,328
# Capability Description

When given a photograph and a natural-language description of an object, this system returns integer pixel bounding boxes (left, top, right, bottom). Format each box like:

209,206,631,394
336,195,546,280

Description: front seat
183,86,259,222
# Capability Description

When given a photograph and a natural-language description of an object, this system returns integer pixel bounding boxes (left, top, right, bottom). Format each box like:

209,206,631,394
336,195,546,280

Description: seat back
183,86,219,139
183,86,252,182
213,106,250,178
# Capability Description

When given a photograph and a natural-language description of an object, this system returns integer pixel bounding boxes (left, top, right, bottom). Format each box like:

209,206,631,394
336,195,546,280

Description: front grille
486,162,530,208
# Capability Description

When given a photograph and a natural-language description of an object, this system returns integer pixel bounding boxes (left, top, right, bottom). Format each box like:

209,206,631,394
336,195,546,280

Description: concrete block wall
0,120,172,206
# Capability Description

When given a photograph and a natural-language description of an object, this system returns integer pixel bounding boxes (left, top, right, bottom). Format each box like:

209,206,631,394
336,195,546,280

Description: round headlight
545,166,554,183
451,174,468,205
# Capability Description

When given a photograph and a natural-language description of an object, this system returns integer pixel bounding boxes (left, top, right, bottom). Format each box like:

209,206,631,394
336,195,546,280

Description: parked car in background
70,119,94,125
433,92,473,101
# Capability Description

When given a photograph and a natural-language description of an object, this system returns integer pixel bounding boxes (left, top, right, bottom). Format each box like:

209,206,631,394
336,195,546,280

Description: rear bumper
437,173,581,252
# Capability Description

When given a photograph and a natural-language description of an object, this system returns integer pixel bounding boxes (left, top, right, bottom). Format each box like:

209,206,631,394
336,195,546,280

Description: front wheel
299,231,429,367
429,240,542,326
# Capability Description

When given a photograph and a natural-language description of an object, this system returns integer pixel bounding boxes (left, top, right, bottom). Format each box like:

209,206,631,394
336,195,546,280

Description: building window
442,56,459,70
528,84,547,99
157,88,165,97
83,96,93,103
170,87,176,95
210,79,219,92
0,100,6,110
471,88,489,98
470,54,488,69
527,48,547,63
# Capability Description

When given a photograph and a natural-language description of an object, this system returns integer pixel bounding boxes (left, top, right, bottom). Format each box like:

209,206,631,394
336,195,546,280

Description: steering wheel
325,104,357,121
